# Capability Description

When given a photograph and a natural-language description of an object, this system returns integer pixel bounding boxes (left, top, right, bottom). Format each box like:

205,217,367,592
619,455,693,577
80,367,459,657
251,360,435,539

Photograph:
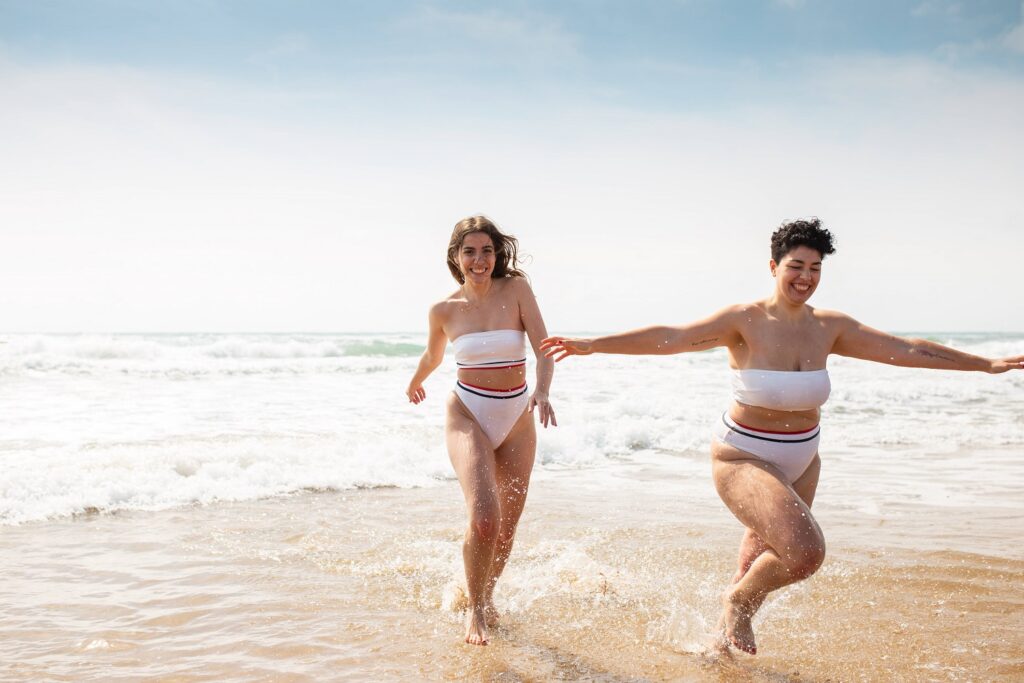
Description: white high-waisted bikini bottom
713,412,820,483
454,381,530,448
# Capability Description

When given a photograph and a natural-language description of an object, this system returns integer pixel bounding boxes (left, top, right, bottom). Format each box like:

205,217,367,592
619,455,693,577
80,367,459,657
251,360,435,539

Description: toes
728,635,756,655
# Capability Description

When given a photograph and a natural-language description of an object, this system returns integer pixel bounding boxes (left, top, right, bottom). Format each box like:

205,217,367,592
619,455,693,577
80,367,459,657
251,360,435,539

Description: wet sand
2,464,1022,682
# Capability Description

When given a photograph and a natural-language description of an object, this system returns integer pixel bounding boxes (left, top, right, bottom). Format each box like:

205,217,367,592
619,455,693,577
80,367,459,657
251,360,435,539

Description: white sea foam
1,332,1021,524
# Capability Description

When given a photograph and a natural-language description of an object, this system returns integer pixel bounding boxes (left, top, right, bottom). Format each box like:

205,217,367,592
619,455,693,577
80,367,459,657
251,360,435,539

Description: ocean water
2,332,1022,528
2,332,1023,680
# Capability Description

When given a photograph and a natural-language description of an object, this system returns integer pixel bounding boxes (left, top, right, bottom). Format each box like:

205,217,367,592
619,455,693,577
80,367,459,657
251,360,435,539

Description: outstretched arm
832,316,1024,373
406,306,448,403
541,306,740,362
515,278,557,427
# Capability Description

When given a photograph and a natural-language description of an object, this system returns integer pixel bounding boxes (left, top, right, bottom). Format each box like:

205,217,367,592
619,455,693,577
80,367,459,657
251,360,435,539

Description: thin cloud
263,31,312,59
1005,2,1024,53
246,31,313,75
2,49,1022,332
912,1,963,18
396,5,582,65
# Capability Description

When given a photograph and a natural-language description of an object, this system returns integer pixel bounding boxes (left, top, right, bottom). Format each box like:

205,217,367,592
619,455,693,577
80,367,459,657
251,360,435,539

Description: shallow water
3,332,1024,526
2,468,1021,681
1,332,1022,679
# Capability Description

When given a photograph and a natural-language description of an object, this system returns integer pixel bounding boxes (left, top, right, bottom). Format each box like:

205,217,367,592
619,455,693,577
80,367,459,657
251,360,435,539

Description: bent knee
786,544,826,579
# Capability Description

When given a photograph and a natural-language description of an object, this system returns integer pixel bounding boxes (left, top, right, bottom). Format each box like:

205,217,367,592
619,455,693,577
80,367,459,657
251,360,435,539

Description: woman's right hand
407,383,426,404
540,336,594,362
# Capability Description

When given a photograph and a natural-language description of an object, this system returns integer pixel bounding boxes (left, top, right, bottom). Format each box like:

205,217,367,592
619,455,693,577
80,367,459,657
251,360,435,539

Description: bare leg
717,455,820,650
732,456,820,594
482,408,536,625
446,394,501,646
732,529,770,584
712,444,825,655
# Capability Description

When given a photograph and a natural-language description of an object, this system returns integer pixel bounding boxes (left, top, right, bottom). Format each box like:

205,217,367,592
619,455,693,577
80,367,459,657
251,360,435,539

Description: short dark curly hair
770,217,836,263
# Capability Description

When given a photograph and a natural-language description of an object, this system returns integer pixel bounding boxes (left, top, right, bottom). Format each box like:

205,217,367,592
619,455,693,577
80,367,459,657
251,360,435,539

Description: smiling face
771,245,822,305
445,215,525,284
458,231,497,285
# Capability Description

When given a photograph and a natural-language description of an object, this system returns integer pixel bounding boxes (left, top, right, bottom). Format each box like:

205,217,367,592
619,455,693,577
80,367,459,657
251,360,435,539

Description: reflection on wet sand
2,467,1021,681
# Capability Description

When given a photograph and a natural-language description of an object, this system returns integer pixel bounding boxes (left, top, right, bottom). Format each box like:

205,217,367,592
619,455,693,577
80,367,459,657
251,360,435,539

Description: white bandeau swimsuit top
452,329,527,369
731,369,831,411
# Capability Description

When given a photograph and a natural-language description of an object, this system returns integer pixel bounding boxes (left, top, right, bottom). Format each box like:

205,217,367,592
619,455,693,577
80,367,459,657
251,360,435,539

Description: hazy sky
2,1,1022,333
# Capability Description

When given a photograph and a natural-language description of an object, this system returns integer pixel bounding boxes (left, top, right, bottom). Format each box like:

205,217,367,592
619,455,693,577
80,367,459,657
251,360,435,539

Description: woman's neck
462,278,493,303
765,293,808,321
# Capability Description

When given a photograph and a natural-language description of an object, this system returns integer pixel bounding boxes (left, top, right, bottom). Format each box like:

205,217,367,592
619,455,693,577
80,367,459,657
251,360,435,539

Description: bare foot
484,601,501,628
719,592,757,655
464,607,489,646
705,623,734,657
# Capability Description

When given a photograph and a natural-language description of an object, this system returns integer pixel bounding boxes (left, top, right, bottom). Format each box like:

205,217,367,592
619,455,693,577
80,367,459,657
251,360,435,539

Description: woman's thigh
791,454,821,507
496,408,536,475
712,441,824,556
446,392,499,507
493,409,537,515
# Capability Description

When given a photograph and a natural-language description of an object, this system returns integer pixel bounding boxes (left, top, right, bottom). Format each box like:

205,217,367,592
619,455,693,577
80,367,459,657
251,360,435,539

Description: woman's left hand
529,392,558,428
989,355,1024,373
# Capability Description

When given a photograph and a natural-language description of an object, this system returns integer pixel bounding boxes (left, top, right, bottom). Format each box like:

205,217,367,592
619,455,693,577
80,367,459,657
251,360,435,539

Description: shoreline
2,464,1022,681
7,444,1022,561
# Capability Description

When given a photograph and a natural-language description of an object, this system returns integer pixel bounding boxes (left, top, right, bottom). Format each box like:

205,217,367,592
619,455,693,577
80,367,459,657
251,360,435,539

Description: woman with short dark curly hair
542,217,1023,656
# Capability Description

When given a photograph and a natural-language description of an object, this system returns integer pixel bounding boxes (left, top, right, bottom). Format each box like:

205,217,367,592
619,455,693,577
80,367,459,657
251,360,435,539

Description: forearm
591,326,686,355
533,355,554,394
904,338,992,372
409,353,442,386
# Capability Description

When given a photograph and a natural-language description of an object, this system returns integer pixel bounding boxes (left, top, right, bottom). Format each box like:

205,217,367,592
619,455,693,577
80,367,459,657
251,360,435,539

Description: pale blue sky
2,1,1022,332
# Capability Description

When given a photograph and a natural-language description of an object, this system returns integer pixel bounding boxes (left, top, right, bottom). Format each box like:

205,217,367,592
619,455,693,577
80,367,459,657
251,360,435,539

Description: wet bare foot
705,618,733,657
719,592,757,655
464,607,489,646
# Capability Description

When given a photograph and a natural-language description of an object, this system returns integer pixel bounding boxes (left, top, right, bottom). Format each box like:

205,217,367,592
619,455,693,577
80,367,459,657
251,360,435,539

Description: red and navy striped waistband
456,381,529,399
721,413,820,443
457,358,527,370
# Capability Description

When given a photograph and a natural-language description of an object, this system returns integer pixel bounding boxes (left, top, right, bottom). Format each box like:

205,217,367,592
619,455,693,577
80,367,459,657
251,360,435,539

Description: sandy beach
6,0,1024,678
3,463,1022,682
2,333,1022,680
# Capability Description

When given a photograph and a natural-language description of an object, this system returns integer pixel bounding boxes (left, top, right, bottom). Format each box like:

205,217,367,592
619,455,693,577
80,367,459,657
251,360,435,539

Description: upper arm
424,304,449,363
831,314,913,363
664,305,743,353
511,278,550,354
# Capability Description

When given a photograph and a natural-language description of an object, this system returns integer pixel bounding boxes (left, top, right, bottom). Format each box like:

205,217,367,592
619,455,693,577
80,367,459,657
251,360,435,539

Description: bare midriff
457,366,527,391
729,402,821,433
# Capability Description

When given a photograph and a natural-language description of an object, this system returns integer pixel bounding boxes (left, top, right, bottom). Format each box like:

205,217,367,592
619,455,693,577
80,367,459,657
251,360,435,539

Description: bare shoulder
729,302,760,316
429,291,464,324
726,301,767,324
810,307,855,329
503,275,534,296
